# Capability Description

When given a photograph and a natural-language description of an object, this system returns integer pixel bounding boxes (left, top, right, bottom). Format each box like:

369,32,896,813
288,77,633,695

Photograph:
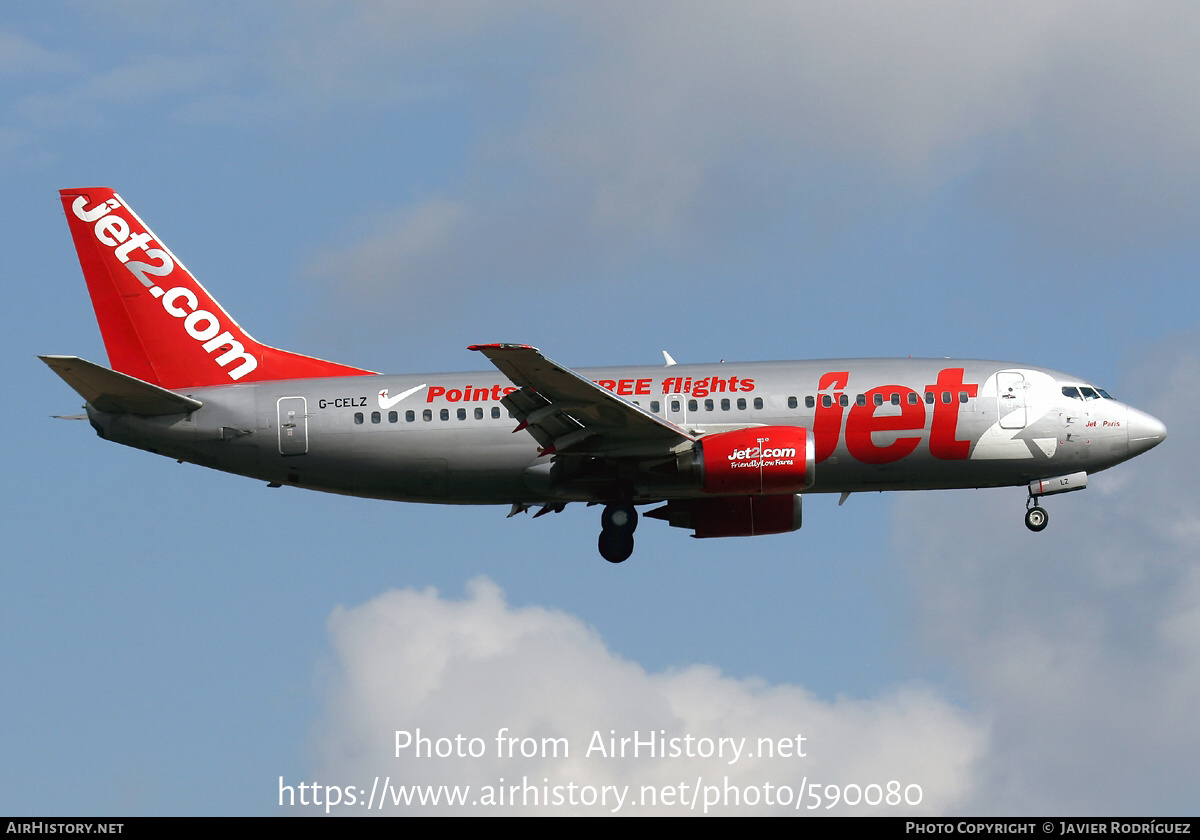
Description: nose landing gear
1024,499,1049,532
1023,471,1088,532
598,503,638,563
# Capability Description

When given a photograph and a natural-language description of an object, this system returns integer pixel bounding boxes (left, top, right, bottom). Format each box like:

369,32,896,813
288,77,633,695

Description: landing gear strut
1024,497,1049,532
598,503,638,563
1023,472,1088,532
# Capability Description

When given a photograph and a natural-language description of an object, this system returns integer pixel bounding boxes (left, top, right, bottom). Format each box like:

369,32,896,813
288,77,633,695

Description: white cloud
0,28,77,77
308,200,467,308
308,577,985,815
12,52,231,131
265,1,541,104
533,1,1200,198
15,3,1193,306
302,1,1200,313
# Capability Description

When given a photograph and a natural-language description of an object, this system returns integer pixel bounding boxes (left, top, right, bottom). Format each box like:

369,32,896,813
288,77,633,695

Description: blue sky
3,1,1198,815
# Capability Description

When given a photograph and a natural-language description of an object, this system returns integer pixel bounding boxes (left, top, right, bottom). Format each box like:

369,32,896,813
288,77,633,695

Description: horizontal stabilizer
39,355,203,416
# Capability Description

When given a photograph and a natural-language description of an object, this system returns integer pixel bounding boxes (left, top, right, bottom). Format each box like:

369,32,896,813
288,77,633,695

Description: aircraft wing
469,344,695,458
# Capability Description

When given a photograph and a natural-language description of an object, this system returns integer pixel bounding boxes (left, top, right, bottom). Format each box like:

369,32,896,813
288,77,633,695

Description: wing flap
470,344,694,458
40,355,203,415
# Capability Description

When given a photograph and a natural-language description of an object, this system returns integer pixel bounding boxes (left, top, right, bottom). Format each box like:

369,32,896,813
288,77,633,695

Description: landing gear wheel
598,530,635,563
598,502,638,562
601,503,638,533
1025,506,1049,532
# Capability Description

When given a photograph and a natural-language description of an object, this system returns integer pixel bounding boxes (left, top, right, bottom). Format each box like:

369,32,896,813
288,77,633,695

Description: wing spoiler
470,343,694,458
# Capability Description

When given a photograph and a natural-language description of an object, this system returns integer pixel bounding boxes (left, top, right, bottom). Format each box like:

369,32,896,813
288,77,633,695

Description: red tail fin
60,187,374,389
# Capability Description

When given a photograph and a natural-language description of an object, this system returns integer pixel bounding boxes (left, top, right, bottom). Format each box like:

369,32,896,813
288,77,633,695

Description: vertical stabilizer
60,187,375,389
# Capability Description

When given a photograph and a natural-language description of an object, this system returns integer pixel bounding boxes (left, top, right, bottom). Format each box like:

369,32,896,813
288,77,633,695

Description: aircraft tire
1024,506,1049,532
602,503,638,533
598,530,634,563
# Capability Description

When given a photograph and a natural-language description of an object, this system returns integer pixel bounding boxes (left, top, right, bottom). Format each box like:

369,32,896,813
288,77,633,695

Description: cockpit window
1063,384,1113,400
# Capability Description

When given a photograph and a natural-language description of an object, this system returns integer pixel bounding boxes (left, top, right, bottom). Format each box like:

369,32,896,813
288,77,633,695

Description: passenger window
959,391,968,403
754,397,763,410
457,408,466,420
704,399,714,411
873,393,883,406
671,400,681,412
941,392,951,404
721,398,730,411
474,407,483,420
737,398,746,410
371,411,381,424
907,392,918,405
890,393,900,405
354,412,364,424
790,396,800,409
422,409,432,422
651,400,660,413
388,411,398,423
491,407,501,419
821,395,831,408
802,396,812,409
406,410,415,422
925,392,935,404
440,409,449,421
856,394,866,406
839,394,849,407
688,399,698,411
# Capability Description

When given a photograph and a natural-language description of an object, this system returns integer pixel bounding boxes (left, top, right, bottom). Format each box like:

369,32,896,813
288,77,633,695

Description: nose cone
1127,407,1167,457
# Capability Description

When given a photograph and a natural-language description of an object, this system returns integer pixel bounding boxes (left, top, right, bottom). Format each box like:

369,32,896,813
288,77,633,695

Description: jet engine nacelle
645,494,803,538
680,425,816,494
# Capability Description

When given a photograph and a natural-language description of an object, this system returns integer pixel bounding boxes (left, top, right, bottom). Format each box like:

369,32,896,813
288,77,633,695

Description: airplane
43,187,1168,563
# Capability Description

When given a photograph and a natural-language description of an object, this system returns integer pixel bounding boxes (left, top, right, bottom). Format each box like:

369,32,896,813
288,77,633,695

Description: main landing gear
598,503,638,563
1024,497,1049,532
